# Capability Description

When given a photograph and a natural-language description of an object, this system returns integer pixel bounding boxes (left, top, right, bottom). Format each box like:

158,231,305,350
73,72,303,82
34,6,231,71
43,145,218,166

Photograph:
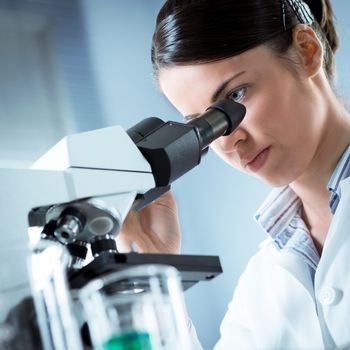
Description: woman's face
159,45,325,187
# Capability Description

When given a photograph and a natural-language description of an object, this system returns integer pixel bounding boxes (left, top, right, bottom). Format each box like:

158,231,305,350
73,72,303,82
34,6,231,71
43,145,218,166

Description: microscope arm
29,99,245,241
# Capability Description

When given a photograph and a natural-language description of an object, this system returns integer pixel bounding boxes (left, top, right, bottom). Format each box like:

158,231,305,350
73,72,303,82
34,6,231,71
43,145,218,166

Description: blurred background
0,1,348,348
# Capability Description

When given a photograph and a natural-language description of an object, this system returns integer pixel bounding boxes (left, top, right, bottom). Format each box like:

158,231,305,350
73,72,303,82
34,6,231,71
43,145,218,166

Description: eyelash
226,86,248,103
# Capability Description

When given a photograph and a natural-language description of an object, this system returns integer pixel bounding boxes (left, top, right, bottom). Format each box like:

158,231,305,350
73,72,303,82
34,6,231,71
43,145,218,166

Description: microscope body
0,100,245,349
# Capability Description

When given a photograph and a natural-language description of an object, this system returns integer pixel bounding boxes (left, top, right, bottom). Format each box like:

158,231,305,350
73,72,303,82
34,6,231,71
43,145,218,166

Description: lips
242,147,270,172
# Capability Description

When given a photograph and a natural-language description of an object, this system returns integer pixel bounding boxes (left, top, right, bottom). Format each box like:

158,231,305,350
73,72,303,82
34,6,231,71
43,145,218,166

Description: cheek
246,92,284,132
247,85,306,146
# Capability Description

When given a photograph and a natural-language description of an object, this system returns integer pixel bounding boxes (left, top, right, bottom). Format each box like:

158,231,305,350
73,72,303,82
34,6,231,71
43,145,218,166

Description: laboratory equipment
0,241,83,350
78,265,192,350
0,99,245,349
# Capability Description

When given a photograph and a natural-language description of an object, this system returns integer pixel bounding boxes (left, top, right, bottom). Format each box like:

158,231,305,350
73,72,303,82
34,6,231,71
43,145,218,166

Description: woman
118,0,350,348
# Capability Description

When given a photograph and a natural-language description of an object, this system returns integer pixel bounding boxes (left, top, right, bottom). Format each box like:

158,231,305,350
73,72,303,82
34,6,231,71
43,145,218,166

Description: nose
213,127,248,153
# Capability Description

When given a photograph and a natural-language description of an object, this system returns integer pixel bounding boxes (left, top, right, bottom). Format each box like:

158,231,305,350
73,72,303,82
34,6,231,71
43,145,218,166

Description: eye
227,86,247,103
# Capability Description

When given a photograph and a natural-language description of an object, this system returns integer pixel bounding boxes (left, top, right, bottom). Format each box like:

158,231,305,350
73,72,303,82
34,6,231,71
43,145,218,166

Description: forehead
158,46,277,115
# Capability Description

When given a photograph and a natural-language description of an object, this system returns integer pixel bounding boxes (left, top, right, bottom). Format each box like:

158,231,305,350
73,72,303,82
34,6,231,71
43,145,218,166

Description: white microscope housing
0,99,245,348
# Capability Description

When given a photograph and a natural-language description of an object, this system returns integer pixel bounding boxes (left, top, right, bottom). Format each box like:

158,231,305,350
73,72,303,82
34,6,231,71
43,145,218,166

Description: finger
115,232,133,253
152,190,178,213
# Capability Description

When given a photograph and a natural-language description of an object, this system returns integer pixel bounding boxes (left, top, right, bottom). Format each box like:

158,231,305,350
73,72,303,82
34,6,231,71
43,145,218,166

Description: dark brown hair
151,0,339,81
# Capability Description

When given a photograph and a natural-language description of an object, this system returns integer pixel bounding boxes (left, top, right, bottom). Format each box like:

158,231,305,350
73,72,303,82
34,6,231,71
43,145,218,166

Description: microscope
0,100,245,349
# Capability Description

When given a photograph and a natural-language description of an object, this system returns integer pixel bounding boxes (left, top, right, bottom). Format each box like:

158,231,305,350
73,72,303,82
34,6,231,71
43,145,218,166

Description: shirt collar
254,186,301,239
255,143,350,240
327,144,350,213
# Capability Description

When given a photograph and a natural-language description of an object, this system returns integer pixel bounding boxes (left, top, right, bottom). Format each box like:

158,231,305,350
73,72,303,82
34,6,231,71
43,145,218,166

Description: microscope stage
69,252,223,291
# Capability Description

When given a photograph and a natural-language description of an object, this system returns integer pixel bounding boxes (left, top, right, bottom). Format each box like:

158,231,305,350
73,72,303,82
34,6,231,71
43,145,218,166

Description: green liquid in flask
101,331,154,350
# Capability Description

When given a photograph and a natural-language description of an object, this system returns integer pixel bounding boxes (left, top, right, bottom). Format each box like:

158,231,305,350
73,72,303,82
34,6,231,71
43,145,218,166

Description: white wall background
80,1,350,348
0,0,104,166
0,1,348,349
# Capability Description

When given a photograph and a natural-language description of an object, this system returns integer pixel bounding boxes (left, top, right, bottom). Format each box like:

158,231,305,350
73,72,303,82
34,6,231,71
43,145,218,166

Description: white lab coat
190,177,350,350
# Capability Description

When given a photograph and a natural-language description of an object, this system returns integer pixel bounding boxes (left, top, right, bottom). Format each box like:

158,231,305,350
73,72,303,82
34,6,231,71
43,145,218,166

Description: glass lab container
78,264,193,350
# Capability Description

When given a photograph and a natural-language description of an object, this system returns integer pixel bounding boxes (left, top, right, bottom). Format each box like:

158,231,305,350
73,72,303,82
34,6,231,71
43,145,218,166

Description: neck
290,89,350,253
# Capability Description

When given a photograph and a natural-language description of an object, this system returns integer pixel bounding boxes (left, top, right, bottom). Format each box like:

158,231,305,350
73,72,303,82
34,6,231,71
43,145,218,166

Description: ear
292,25,323,78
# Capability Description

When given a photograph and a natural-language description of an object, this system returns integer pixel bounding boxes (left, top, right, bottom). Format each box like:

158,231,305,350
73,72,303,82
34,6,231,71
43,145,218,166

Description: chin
257,172,293,188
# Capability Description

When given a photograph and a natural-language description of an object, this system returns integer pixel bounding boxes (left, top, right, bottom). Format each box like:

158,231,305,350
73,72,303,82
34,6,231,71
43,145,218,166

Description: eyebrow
210,71,246,103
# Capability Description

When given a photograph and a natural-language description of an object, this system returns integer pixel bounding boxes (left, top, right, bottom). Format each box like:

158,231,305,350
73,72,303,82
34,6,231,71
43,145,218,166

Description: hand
116,191,181,254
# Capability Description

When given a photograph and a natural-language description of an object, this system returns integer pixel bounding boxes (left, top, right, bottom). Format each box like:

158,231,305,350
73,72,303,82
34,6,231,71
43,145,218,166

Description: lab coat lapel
317,176,350,277
272,249,316,302
312,177,350,349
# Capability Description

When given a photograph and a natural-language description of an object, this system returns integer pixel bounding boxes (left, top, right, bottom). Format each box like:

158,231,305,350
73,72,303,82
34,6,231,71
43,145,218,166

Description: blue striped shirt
328,145,350,213
255,144,350,271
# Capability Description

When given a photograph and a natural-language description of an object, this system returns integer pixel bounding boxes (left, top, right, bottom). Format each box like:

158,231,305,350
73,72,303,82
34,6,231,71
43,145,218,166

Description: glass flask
78,264,193,350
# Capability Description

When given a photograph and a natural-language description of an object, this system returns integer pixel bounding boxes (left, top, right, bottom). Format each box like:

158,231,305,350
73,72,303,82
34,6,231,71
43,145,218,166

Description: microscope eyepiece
128,99,245,193
187,100,246,150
